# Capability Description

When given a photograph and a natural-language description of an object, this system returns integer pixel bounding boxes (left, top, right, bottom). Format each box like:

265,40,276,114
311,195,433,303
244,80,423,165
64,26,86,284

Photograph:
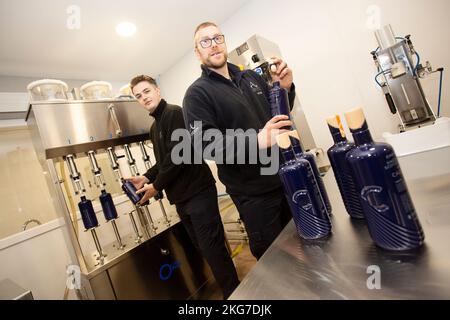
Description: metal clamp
108,104,122,136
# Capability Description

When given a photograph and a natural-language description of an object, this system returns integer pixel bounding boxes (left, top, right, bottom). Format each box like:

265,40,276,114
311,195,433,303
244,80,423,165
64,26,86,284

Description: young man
183,22,296,260
127,75,239,299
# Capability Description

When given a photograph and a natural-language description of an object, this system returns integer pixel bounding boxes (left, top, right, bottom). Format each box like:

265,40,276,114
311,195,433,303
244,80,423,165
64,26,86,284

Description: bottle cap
276,132,292,149
344,107,366,130
326,115,346,138
287,130,300,141
270,64,277,73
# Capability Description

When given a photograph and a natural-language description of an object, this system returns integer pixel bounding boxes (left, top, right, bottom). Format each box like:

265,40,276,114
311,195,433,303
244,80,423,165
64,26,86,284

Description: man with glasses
128,75,239,299
183,22,296,260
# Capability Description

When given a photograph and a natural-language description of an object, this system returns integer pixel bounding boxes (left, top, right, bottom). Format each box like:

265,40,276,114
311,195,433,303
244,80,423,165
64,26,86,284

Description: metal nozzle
139,141,152,170
87,151,106,188
107,147,123,182
65,154,86,194
124,144,139,176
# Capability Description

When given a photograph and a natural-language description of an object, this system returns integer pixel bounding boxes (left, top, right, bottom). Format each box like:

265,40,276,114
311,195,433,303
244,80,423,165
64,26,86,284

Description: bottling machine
26,98,211,299
371,24,442,132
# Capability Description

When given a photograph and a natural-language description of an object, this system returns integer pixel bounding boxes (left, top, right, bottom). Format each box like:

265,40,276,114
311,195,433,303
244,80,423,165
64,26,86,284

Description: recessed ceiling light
116,22,136,37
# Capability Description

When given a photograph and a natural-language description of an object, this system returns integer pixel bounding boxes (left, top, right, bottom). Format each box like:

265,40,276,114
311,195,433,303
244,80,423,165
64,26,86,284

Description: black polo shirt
182,63,295,196
143,99,215,204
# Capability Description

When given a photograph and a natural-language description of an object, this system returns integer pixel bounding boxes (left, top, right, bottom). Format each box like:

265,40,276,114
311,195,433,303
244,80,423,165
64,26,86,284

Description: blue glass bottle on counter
326,115,364,219
268,80,332,215
99,189,118,221
277,132,332,240
344,107,424,250
290,135,332,216
78,196,99,230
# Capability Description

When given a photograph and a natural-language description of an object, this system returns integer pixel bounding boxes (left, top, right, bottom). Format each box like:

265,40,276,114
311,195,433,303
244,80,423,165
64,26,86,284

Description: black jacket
143,99,215,204
182,63,295,196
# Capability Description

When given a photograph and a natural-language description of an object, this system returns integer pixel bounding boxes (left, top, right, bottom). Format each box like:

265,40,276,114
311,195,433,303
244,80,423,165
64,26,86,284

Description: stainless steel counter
230,163,450,300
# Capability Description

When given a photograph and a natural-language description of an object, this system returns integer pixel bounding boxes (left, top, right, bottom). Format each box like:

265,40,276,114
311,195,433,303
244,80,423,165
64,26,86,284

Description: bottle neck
281,148,295,163
352,128,373,145
332,131,347,144
288,136,302,155
328,124,346,144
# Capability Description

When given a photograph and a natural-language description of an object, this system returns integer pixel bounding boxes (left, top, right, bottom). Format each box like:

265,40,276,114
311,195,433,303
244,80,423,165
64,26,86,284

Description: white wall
159,0,450,150
0,221,77,300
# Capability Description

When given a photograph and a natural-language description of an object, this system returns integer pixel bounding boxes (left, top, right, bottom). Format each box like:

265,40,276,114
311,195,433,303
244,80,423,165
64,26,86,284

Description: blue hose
414,52,421,76
375,69,391,88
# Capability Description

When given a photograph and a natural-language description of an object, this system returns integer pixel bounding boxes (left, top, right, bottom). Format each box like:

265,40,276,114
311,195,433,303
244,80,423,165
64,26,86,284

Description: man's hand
136,183,158,204
125,175,149,190
258,115,293,149
270,56,293,90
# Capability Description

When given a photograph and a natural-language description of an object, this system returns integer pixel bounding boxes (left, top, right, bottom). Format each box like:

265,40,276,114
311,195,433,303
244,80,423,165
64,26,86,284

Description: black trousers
230,188,292,260
175,185,240,299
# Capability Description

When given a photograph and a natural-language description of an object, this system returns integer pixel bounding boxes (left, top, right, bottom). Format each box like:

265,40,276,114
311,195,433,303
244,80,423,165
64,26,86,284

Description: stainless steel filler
26,98,211,299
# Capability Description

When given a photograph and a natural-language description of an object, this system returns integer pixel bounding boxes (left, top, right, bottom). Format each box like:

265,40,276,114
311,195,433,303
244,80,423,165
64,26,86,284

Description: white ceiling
0,0,250,81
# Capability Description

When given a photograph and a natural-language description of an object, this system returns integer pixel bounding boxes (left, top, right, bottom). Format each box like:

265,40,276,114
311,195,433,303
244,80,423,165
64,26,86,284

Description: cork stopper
344,107,366,130
326,116,339,128
287,130,300,141
327,115,346,138
276,132,292,149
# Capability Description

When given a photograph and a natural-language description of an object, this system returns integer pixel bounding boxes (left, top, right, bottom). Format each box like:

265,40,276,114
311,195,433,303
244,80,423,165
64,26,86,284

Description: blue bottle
291,136,332,216
277,133,332,240
326,115,364,219
269,81,293,130
122,180,143,205
78,196,98,230
99,189,118,221
269,81,332,215
344,107,424,250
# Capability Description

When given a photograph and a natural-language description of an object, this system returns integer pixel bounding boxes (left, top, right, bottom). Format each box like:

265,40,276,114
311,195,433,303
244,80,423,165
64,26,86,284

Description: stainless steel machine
371,24,443,132
228,34,317,152
25,98,211,299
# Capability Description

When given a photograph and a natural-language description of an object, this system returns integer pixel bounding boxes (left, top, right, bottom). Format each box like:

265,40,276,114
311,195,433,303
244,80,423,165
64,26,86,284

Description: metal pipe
90,229,107,265
158,201,171,226
111,220,125,250
126,210,142,243
142,205,157,234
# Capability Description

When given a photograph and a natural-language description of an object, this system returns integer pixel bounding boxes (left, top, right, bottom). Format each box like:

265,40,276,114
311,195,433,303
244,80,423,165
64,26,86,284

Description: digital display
236,42,249,56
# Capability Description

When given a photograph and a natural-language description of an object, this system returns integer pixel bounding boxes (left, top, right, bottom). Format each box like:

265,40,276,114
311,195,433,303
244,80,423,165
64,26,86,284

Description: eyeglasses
198,34,225,48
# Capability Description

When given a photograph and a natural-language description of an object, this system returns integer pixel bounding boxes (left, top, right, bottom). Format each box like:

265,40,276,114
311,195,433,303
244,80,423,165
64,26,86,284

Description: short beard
204,53,228,70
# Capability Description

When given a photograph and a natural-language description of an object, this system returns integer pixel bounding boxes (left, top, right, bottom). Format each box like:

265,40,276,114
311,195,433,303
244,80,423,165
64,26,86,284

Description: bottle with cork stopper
326,115,364,219
344,107,424,251
277,132,332,240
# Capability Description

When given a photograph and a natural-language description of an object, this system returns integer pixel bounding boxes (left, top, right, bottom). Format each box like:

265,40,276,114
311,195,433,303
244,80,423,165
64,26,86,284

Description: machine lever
108,104,122,136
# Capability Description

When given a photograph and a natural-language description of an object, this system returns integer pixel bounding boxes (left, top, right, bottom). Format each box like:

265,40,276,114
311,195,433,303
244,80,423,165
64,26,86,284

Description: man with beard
127,75,239,299
183,22,296,260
